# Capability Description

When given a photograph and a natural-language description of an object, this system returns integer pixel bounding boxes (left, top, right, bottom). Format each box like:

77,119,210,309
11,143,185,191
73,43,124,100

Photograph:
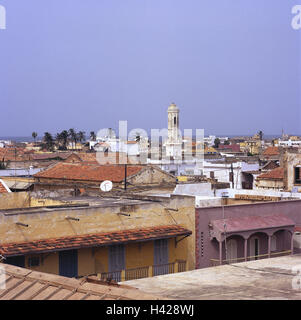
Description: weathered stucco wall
284,152,301,191
0,192,72,210
256,179,284,190
129,167,176,185
0,192,30,209
0,195,195,271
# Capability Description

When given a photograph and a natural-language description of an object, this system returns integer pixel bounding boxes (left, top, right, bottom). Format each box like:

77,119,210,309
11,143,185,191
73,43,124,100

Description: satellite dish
100,180,113,192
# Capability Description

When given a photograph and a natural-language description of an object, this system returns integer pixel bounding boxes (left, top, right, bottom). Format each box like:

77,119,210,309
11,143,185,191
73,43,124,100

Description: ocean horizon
0,133,293,143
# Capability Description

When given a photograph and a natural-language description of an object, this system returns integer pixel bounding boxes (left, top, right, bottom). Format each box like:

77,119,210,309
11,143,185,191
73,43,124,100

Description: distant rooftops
218,144,241,152
34,162,143,183
257,167,284,180
263,146,280,157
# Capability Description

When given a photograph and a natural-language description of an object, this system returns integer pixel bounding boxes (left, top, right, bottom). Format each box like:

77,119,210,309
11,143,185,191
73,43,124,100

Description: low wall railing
99,260,187,282
210,250,292,267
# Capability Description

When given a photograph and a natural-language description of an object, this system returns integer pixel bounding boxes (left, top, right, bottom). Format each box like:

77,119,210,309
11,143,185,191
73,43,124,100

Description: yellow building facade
0,195,195,281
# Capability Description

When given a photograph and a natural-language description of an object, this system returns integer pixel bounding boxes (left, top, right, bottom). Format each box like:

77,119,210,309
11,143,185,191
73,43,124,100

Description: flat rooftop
125,254,301,300
0,196,155,216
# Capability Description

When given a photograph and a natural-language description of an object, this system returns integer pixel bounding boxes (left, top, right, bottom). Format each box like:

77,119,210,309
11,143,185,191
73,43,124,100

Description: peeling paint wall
283,152,301,191
0,192,72,210
0,195,196,275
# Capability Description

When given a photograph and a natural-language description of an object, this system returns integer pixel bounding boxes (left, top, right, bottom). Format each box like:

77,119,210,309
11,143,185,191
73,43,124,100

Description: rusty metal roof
0,263,161,300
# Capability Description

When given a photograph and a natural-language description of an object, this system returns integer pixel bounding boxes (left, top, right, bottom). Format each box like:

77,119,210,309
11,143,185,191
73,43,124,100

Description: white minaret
165,102,182,159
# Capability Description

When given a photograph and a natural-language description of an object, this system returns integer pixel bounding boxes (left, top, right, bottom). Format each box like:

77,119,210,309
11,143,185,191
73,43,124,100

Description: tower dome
168,102,179,112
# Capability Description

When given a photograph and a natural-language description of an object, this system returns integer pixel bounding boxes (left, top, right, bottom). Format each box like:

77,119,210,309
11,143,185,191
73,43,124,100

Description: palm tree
224,140,230,145
43,132,54,151
68,128,77,150
214,138,220,148
77,131,86,144
32,132,38,144
258,131,263,141
56,130,69,150
90,131,96,141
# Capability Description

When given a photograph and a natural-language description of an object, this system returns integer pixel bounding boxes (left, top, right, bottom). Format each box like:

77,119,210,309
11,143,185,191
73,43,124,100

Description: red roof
262,161,279,171
0,147,31,162
0,225,192,257
263,147,280,156
34,162,143,183
295,226,301,233
31,152,72,161
218,144,241,152
211,214,294,234
257,167,284,180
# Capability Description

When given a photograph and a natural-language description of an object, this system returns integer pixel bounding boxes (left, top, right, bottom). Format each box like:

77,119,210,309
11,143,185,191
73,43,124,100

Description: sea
0,134,288,143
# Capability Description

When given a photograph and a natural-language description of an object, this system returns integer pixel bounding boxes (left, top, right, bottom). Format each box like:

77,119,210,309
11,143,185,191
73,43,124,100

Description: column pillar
291,232,294,256
244,238,248,262
268,235,271,258
219,240,223,265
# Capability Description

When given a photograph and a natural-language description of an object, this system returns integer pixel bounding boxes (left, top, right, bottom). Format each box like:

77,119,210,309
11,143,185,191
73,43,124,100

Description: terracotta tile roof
31,152,72,161
0,264,161,300
263,146,280,156
0,225,192,257
257,167,284,180
218,144,241,152
64,152,131,165
34,162,143,183
211,214,295,234
0,147,32,162
262,161,279,171
76,153,98,162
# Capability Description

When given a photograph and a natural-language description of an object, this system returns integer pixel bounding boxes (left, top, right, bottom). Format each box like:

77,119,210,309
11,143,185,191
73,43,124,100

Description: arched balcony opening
271,229,294,257
248,232,269,260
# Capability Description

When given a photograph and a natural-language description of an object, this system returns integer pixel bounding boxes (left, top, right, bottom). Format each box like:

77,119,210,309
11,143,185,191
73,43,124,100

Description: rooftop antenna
124,164,127,190
14,146,17,186
222,204,228,265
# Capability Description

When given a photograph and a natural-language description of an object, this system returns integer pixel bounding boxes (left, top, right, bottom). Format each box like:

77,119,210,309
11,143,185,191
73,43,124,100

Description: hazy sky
0,0,300,137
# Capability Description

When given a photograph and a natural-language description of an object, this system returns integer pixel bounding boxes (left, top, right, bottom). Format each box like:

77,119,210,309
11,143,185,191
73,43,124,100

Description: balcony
99,260,187,282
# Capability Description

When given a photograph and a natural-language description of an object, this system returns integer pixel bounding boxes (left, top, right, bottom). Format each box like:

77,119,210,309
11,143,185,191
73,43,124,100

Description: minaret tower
165,102,182,158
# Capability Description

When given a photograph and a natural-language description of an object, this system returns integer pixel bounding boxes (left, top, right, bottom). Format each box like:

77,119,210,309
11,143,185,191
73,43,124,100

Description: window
200,232,204,257
295,167,301,184
28,256,40,267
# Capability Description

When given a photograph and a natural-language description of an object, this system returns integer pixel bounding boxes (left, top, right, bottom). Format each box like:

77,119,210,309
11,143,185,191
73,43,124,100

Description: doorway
226,239,238,263
59,249,78,278
154,239,169,276
250,237,260,260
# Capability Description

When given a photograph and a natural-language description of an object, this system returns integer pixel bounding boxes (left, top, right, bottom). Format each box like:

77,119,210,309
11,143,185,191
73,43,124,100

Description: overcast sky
0,0,300,137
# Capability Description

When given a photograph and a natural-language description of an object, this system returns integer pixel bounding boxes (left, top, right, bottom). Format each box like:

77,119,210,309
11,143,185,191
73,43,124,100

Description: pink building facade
195,200,301,269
